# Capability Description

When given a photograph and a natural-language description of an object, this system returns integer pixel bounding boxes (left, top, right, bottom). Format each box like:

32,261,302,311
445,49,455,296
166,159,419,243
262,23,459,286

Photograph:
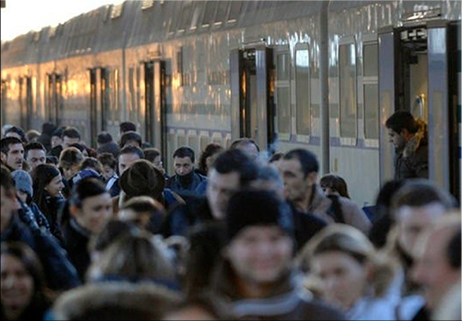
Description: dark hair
69,143,86,153
97,132,113,145
1,136,23,155
143,148,161,163
211,149,258,187
41,122,57,136
120,131,142,148
59,147,84,168
63,127,81,140
0,165,15,197
229,137,260,152
25,142,46,159
283,148,319,177
173,146,195,163
385,111,420,134
269,152,284,163
120,121,137,133
447,228,461,269
31,164,61,215
119,145,145,159
80,157,103,174
320,174,350,199
98,152,117,169
70,178,108,208
52,126,66,138
391,179,457,215
198,143,224,174
46,156,59,165
5,125,27,142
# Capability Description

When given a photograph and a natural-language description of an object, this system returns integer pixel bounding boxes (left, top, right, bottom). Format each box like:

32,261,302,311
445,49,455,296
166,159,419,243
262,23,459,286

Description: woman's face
73,193,113,234
45,174,64,197
311,251,368,310
1,253,35,319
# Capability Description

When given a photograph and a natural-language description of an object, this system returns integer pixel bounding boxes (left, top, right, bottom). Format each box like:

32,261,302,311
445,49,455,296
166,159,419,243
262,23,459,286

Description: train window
275,51,291,134
295,47,310,136
363,42,378,140
339,42,357,139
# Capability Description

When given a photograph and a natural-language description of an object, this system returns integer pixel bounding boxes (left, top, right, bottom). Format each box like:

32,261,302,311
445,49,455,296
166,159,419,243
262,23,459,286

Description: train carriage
1,0,460,206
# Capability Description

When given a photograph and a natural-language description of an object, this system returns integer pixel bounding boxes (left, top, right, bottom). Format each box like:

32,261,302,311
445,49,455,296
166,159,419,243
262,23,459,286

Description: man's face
51,136,63,148
412,229,460,309
226,226,293,285
118,153,140,174
173,156,194,176
206,169,240,220
62,136,80,149
1,143,24,170
279,158,313,203
26,149,46,171
387,128,407,150
395,203,447,257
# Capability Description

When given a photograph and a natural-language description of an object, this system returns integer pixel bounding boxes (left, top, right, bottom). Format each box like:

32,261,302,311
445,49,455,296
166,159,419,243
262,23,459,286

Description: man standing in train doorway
385,111,429,180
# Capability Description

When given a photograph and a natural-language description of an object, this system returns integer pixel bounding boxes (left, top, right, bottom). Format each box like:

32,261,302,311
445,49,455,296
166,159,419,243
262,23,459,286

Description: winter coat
394,130,428,180
1,215,81,290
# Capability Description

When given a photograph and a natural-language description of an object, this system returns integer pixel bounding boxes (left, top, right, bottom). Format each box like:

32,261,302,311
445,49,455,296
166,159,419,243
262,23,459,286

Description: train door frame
230,45,275,152
89,68,109,147
46,73,62,126
142,59,167,160
378,20,460,200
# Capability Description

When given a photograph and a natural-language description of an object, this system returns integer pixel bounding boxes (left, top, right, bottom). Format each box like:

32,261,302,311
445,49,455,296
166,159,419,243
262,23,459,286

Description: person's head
118,196,166,233
120,131,142,149
4,126,26,143
280,149,319,203
391,179,456,257
97,131,113,147
118,145,144,175
31,164,64,199
11,170,33,204
24,142,47,172
222,190,294,290
69,178,112,234
41,122,57,136
411,215,461,310
1,166,20,232
298,224,395,310
51,282,181,320
51,126,65,149
1,241,49,320
172,146,195,177
268,152,285,170
80,157,103,174
62,127,81,149
98,153,118,181
119,121,137,136
1,137,24,171
229,138,260,161
206,149,258,220
25,129,40,143
59,147,84,179
385,111,420,150
86,231,176,284
320,174,350,198
120,159,165,202
198,143,224,175
143,148,164,173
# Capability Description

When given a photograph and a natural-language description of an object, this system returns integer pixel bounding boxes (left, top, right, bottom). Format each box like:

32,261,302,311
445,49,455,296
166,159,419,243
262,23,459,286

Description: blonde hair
297,224,397,297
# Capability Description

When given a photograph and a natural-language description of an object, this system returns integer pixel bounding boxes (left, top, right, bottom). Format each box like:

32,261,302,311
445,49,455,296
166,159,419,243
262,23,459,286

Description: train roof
1,0,460,67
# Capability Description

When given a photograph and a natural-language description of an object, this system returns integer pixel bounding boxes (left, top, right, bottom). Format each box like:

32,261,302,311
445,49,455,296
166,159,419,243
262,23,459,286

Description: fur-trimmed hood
403,120,427,158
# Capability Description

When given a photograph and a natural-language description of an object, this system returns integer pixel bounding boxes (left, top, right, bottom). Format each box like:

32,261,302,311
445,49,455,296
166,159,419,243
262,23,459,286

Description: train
1,0,460,206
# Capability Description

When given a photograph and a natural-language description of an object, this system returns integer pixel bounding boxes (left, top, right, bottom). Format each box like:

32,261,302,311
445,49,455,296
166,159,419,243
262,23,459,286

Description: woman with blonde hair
297,224,400,320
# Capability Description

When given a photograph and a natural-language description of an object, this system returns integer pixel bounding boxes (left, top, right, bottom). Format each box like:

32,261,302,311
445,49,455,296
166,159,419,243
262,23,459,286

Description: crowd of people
0,112,460,320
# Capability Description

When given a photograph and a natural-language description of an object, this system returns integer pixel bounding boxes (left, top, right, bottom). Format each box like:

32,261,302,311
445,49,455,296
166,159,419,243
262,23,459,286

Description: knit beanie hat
120,159,165,200
225,189,294,242
11,170,34,197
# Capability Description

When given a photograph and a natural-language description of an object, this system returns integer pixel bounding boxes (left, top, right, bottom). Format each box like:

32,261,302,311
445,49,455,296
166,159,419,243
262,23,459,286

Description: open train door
230,45,275,152
379,19,460,201
143,60,166,157
89,68,109,147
